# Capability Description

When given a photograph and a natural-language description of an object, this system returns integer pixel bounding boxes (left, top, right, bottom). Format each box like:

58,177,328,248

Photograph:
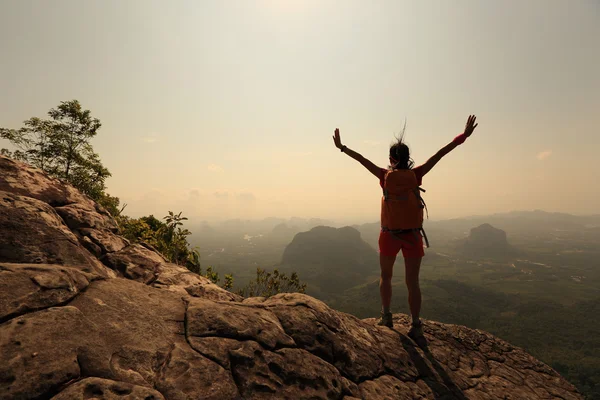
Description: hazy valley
187,210,600,397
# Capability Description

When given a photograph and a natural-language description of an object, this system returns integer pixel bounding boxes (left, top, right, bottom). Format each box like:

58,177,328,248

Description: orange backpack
381,169,427,232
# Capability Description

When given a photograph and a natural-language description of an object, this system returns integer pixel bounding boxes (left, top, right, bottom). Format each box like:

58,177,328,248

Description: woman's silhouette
332,115,479,337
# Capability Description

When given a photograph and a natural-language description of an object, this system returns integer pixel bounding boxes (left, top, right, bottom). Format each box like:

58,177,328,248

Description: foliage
0,100,121,214
200,266,234,290
96,192,126,218
116,211,242,291
237,267,307,298
161,211,194,266
222,274,234,291
118,211,201,271
118,213,304,296
117,210,240,290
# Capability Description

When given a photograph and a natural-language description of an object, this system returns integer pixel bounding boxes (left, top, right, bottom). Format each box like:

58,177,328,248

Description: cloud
140,189,165,201
188,189,202,200
141,133,159,144
283,151,312,158
207,164,224,172
363,140,381,147
536,150,552,161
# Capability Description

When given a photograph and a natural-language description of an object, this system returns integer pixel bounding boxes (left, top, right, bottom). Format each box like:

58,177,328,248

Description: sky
1,0,599,224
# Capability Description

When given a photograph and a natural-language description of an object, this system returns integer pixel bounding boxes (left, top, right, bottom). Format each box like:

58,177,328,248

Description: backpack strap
381,227,431,249
381,227,418,246
382,170,390,200
413,187,429,220
384,192,410,201
419,227,430,248
382,227,419,234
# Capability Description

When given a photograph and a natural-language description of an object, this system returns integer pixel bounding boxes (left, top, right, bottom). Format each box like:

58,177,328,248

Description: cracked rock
0,154,584,400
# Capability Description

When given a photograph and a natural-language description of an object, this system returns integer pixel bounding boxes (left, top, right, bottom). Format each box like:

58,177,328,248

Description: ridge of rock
0,155,582,399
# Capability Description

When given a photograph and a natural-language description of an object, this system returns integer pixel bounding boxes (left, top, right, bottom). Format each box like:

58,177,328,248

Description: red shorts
378,230,425,258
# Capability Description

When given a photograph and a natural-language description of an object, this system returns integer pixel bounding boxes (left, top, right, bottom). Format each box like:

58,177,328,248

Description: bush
237,267,307,298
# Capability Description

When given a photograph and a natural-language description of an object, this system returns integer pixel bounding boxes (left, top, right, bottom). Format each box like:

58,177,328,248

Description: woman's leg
379,253,396,312
404,256,422,322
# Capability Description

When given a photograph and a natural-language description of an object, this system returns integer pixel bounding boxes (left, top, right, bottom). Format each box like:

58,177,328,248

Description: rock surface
0,155,583,400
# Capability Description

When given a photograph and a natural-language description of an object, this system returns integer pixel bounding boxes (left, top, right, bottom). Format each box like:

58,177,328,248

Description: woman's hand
463,115,478,138
332,128,343,149
422,114,479,175
452,115,478,145
333,128,382,178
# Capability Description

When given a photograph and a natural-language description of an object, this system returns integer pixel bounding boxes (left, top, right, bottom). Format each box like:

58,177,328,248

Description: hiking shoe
408,320,423,340
377,312,393,328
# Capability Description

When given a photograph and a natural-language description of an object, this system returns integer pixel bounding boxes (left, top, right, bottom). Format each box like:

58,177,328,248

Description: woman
332,115,479,337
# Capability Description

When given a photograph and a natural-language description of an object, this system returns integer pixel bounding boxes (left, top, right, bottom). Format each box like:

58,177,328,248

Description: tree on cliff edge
0,100,121,214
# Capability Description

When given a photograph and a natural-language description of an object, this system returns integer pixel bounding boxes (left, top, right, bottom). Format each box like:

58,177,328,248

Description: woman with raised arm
332,115,479,338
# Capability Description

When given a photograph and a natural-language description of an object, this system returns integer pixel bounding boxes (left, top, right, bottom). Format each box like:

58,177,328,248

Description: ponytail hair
389,122,414,170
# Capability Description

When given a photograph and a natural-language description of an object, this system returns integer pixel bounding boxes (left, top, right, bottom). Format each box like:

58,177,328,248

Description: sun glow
259,0,316,13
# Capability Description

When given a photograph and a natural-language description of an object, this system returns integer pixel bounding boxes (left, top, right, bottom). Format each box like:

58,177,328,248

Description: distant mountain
272,222,300,235
278,226,379,297
350,222,380,250
267,223,302,245
457,223,517,259
429,210,599,235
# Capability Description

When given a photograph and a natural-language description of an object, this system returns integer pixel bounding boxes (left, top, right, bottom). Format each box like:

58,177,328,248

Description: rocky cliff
0,156,582,400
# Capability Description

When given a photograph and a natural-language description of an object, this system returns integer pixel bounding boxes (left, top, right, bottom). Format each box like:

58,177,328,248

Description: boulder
0,192,110,277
